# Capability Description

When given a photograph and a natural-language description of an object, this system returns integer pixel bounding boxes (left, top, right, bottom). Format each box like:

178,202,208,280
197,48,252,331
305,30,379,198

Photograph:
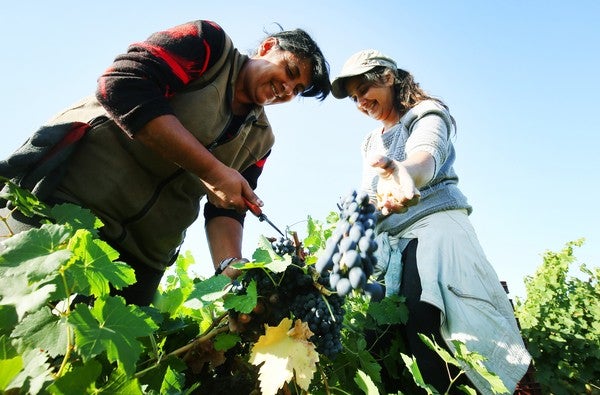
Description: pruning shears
242,197,286,238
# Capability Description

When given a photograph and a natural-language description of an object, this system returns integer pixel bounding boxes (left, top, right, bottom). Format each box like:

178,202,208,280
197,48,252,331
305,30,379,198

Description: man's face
241,37,313,106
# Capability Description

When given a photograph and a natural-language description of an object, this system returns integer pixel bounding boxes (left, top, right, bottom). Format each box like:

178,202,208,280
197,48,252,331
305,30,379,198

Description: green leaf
98,365,143,394
449,340,509,394
354,369,380,395
0,273,57,320
367,295,408,325
357,349,382,384
214,332,241,351
421,334,460,367
160,366,184,395
155,287,187,315
185,275,231,307
223,280,257,313
0,355,22,391
51,203,103,235
250,236,291,273
0,305,18,337
6,348,53,395
0,177,50,218
400,353,438,394
67,229,136,297
0,223,72,280
11,306,69,358
0,334,18,359
456,384,478,395
159,366,199,395
47,359,102,395
68,296,158,376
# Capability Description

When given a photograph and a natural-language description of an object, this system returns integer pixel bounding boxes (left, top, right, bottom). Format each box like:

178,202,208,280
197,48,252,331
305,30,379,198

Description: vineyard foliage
515,239,600,395
0,179,521,394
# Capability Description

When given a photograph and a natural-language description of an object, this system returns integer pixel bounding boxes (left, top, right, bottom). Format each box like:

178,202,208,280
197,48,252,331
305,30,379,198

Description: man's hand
200,165,262,213
369,154,421,216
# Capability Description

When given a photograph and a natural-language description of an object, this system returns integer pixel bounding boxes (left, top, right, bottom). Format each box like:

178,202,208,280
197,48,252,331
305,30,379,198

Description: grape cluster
315,190,385,300
233,239,345,358
270,237,295,256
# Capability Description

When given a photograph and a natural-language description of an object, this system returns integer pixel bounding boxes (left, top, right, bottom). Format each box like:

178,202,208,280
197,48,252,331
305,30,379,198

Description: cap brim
330,65,378,99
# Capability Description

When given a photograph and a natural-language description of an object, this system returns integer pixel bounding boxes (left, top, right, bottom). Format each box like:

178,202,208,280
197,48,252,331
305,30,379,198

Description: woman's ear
383,69,396,86
258,37,279,56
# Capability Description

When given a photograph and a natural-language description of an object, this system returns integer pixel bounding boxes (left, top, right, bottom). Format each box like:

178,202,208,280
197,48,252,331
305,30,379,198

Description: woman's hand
369,154,421,216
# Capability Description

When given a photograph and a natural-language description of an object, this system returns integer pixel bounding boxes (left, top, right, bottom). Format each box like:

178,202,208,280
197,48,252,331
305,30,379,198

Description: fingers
241,183,263,208
367,153,396,177
377,188,421,216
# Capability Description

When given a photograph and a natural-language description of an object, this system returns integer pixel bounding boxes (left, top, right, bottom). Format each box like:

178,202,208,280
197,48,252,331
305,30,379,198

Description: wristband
215,257,237,276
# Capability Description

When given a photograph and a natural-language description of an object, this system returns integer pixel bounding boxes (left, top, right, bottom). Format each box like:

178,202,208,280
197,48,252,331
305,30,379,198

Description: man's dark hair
269,28,331,101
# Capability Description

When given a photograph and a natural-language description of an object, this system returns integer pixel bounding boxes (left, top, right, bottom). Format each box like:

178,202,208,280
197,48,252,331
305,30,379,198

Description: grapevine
0,178,503,395
232,233,346,358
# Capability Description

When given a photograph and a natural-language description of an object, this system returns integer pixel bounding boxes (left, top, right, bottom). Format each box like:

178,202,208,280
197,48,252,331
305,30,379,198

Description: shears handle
242,197,262,217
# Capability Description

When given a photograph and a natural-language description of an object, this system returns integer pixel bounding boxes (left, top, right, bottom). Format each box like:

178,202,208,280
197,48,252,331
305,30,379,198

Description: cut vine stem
134,311,229,378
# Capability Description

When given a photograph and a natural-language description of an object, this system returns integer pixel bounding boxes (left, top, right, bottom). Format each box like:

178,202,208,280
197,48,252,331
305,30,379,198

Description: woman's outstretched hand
369,154,421,216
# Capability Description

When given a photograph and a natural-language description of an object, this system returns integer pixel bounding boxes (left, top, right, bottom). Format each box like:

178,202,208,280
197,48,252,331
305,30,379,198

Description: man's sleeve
95,20,226,135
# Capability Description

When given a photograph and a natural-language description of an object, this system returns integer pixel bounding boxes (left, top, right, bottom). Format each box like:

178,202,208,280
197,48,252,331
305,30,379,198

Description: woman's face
345,73,398,125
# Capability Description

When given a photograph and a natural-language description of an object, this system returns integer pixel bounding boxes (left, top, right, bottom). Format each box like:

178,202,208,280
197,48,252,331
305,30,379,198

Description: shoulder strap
179,33,234,93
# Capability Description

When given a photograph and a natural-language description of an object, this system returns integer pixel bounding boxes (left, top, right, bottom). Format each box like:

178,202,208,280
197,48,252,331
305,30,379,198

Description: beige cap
331,49,397,98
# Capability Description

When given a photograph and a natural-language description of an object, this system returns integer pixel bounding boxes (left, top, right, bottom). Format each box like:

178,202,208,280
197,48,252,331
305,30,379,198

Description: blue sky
1,1,598,299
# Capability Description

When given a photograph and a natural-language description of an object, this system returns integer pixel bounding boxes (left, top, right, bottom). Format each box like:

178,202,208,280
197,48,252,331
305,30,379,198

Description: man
0,20,330,305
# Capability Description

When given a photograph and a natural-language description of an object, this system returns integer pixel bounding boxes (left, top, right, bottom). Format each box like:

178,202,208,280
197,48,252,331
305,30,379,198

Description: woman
0,20,330,306
331,49,530,394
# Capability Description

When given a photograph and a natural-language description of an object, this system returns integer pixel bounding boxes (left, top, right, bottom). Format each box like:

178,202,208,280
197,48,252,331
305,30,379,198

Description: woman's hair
264,26,331,101
360,66,455,128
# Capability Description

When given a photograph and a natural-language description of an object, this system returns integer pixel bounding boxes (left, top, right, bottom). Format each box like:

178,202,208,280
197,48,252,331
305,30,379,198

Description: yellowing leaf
249,318,319,395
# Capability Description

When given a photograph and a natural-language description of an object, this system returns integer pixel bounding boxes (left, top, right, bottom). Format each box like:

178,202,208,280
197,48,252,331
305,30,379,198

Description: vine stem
165,325,229,359
134,312,229,379
55,271,74,378
0,210,16,237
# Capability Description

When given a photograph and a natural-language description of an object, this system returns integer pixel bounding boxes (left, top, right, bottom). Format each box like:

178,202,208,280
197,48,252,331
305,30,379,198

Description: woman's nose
357,97,368,110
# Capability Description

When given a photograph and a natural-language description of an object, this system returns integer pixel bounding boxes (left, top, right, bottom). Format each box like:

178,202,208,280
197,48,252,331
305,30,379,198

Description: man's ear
258,37,279,56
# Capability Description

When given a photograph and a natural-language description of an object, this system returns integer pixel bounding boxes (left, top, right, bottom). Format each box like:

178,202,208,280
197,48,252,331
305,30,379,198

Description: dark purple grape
349,267,366,289
336,278,352,296
364,282,385,302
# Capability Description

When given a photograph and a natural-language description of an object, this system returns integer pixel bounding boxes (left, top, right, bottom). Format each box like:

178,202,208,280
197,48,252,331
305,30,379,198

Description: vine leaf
214,332,241,351
0,273,56,320
354,369,379,395
0,356,22,391
0,223,71,280
11,306,69,358
51,203,103,236
401,353,438,394
249,318,319,395
223,280,257,313
0,177,50,218
185,275,231,308
6,348,53,395
67,229,136,297
46,359,102,395
367,294,408,325
160,365,199,395
450,339,508,394
97,366,143,394
68,296,158,376
250,236,292,273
